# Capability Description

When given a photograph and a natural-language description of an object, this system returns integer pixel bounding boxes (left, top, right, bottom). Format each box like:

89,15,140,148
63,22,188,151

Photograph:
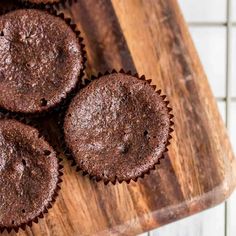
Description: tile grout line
226,0,233,129
216,97,236,102
188,22,236,27
225,0,233,235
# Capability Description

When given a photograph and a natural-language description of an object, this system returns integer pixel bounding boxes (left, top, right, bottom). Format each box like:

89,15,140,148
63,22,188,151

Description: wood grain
1,0,236,235
150,102,228,236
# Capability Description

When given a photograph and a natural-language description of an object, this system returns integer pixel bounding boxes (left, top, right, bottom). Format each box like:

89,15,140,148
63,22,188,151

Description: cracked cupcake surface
0,119,59,229
64,73,172,183
0,9,83,114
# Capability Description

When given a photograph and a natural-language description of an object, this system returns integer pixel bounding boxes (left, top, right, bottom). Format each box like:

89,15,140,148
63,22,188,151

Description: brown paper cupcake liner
19,0,77,14
0,116,63,233
61,69,174,185
0,5,87,118
20,0,73,10
53,0,78,11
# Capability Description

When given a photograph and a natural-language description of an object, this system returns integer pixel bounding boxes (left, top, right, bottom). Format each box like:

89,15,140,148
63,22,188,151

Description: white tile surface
178,0,226,22
138,233,148,236
149,205,225,236
231,27,236,97
233,0,236,22
189,27,226,97
228,191,236,236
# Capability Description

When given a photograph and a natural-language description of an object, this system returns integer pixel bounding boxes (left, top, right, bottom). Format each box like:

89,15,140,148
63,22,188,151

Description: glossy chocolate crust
0,9,83,114
64,73,171,182
0,119,59,228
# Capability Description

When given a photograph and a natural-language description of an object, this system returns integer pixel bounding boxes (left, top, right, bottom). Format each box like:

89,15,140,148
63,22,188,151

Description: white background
139,0,236,235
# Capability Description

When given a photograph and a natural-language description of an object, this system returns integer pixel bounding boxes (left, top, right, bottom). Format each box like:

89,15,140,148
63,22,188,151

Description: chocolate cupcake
64,71,173,184
0,119,61,232
0,9,84,114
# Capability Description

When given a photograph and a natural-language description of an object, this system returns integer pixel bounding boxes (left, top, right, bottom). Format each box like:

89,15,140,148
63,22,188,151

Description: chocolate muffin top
64,73,171,182
0,9,83,114
0,119,59,228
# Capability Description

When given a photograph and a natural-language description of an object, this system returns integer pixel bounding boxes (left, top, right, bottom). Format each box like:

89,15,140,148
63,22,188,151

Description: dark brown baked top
64,73,171,182
0,119,59,228
0,9,83,113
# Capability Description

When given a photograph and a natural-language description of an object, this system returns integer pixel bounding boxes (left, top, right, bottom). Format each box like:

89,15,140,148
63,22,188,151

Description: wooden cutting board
1,0,236,235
